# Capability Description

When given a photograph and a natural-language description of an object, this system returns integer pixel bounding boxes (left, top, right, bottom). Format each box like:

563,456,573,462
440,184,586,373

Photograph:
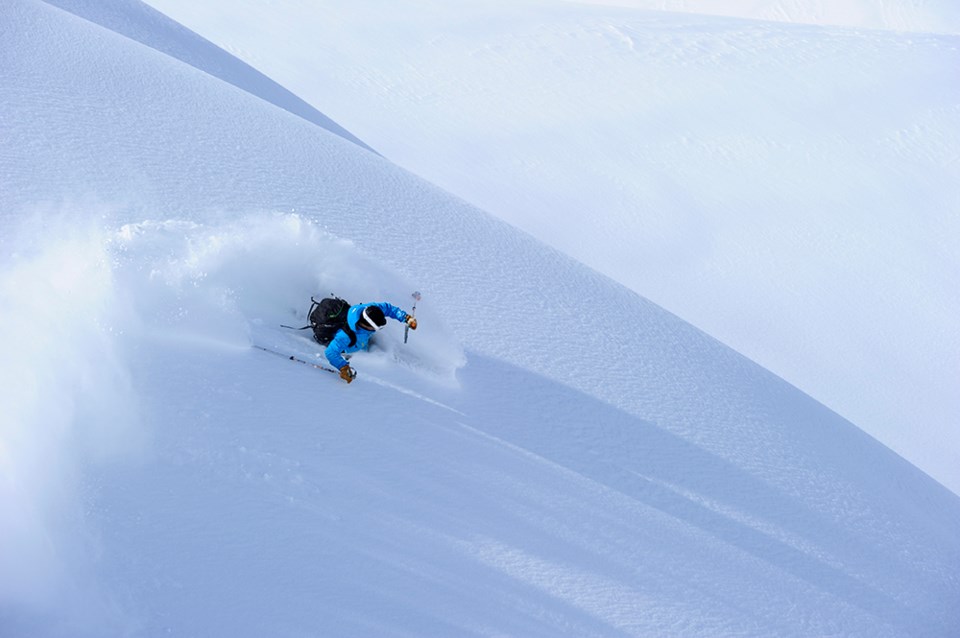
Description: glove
339,365,357,384
405,316,418,330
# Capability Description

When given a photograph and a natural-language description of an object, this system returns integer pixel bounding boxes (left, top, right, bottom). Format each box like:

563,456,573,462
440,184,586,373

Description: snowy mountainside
40,0,374,152
2,0,959,636
143,0,960,496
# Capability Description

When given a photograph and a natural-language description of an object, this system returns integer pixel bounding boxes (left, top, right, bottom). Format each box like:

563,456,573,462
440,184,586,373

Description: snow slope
2,0,959,636
142,0,960,496
36,0,374,153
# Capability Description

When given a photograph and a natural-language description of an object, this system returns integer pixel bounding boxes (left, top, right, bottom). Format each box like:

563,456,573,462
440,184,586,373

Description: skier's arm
374,302,408,323
324,330,352,369
379,302,417,330
379,302,418,330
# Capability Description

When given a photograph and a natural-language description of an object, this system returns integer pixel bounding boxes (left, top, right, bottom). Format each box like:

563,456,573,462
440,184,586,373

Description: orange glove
339,365,357,383
405,316,418,330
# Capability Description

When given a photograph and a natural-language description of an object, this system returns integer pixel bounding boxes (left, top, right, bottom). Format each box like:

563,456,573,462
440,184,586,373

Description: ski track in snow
1,0,959,636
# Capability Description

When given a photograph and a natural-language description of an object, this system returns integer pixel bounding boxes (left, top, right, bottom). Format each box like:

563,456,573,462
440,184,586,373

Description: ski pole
404,291,421,344
253,344,338,374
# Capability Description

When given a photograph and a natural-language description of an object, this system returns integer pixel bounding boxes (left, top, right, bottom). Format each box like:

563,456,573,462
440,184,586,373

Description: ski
253,344,337,375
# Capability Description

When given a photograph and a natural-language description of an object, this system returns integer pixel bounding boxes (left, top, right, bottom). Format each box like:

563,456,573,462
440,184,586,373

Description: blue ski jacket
324,301,409,370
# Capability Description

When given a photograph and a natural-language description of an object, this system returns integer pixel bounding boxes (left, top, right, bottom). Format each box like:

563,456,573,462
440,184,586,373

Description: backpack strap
327,297,358,348
342,323,358,348
281,298,322,330
280,296,357,347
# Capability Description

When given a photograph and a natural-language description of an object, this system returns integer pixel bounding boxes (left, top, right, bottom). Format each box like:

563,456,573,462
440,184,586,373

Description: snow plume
113,213,465,382
0,209,462,630
113,212,363,343
0,208,140,629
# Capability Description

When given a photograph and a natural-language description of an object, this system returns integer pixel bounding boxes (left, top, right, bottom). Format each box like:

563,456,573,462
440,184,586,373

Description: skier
326,301,417,383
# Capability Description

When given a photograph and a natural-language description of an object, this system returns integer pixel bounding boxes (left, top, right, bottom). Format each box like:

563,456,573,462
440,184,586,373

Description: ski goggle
362,308,385,331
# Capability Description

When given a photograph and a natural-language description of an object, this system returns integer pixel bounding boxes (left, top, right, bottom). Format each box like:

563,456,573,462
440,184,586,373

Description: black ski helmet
360,305,386,330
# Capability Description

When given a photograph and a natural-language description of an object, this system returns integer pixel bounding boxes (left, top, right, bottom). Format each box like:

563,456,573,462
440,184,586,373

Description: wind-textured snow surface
1,0,959,636
561,0,960,34
144,0,960,496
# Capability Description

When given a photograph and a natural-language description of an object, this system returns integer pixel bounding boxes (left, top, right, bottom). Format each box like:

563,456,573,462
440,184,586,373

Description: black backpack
308,296,356,347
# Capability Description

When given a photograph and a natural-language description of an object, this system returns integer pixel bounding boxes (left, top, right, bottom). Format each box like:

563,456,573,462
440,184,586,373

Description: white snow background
1,0,958,636
142,0,960,498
